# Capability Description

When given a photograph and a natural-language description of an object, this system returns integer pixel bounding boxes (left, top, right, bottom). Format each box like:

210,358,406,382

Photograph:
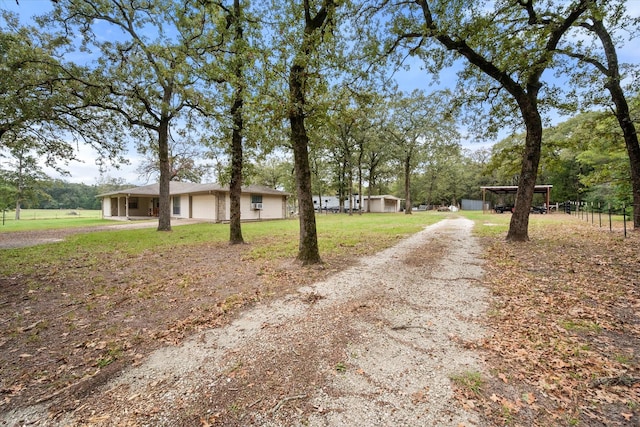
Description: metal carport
480,185,553,213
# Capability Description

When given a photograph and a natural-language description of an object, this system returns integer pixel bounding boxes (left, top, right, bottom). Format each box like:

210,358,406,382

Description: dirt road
2,217,488,426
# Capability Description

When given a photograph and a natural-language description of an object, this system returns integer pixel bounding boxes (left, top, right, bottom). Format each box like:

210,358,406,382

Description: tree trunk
157,117,172,231
608,83,640,229
286,0,334,264
591,19,640,229
366,155,377,213
229,89,244,243
229,0,245,244
290,63,321,265
338,161,346,213
404,155,412,214
347,158,353,215
357,141,364,215
616,105,640,229
507,102,543,241
366,168,372,213
15,153,23,220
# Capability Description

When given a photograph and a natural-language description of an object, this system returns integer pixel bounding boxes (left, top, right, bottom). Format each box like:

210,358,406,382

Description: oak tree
558,1,640,228
43,0,219,231
266,0,340,264
381,0,590,240
1,12,125,170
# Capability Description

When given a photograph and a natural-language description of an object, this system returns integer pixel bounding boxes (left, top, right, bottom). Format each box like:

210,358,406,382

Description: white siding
191,194,217,220
363,197,400,213
224,193,286,220
259,194,286,219
384,199,396,212
101,188,288,221
103,198,111,217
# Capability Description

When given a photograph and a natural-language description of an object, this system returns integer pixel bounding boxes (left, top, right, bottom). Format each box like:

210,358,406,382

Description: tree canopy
2,0,639,248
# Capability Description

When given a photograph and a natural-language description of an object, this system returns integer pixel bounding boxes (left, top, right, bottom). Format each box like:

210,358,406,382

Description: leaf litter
470,216,640,426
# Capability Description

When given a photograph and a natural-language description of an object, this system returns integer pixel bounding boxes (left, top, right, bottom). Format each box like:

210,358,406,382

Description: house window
128,197,138,209
173,196,181,215
250,194,263,210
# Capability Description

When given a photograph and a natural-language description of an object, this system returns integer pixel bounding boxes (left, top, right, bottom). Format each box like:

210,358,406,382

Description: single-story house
363,195,403,213
98,182,289,222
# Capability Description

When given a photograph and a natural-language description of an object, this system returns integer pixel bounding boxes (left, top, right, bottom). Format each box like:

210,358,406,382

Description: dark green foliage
0,176,133,210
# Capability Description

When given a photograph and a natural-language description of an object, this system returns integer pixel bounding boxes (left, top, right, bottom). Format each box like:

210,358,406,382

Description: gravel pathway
301,217,488,426
3,217,489,426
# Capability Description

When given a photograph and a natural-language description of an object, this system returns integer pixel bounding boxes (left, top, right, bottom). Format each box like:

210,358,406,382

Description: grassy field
1,207,631,236
0,209,107,231
8,208,630,277
0,211,447,274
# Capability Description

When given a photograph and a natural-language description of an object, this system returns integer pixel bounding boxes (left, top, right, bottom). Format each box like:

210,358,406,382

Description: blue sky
2,0,639,185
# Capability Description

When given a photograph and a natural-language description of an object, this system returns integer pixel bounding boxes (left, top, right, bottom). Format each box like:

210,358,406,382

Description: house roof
364,195,404,201
98,182,289,197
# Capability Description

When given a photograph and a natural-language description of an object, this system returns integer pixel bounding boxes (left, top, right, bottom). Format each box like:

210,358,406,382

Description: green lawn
0,209,106,231
0,211,449,274
244,211,447,260
4,209,629,275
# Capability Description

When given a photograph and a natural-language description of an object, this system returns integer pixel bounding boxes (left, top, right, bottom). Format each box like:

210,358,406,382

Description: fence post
598,202,602,227
591,202,594,224
609,204,612,232
623,203,627,238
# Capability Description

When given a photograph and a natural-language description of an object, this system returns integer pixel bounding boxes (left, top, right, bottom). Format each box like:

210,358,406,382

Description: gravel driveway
3,217,489,426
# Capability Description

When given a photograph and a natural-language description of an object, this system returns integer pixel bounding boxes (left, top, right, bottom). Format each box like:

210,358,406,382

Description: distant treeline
5,179,132,211
38,181,104,210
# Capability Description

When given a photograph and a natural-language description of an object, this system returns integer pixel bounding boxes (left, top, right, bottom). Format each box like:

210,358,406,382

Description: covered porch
104,195,159,219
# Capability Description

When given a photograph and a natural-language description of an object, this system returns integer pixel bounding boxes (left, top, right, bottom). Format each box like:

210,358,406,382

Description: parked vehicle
494,204,514,213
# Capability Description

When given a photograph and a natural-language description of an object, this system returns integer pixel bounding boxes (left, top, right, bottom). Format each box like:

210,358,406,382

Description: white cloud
41,143,146,186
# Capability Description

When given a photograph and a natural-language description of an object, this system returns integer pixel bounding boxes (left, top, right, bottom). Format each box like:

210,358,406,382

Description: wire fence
558,201,633,238
1,209,102,226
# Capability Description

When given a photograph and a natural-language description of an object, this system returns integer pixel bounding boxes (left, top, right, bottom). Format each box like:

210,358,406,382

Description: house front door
152,198,159,217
